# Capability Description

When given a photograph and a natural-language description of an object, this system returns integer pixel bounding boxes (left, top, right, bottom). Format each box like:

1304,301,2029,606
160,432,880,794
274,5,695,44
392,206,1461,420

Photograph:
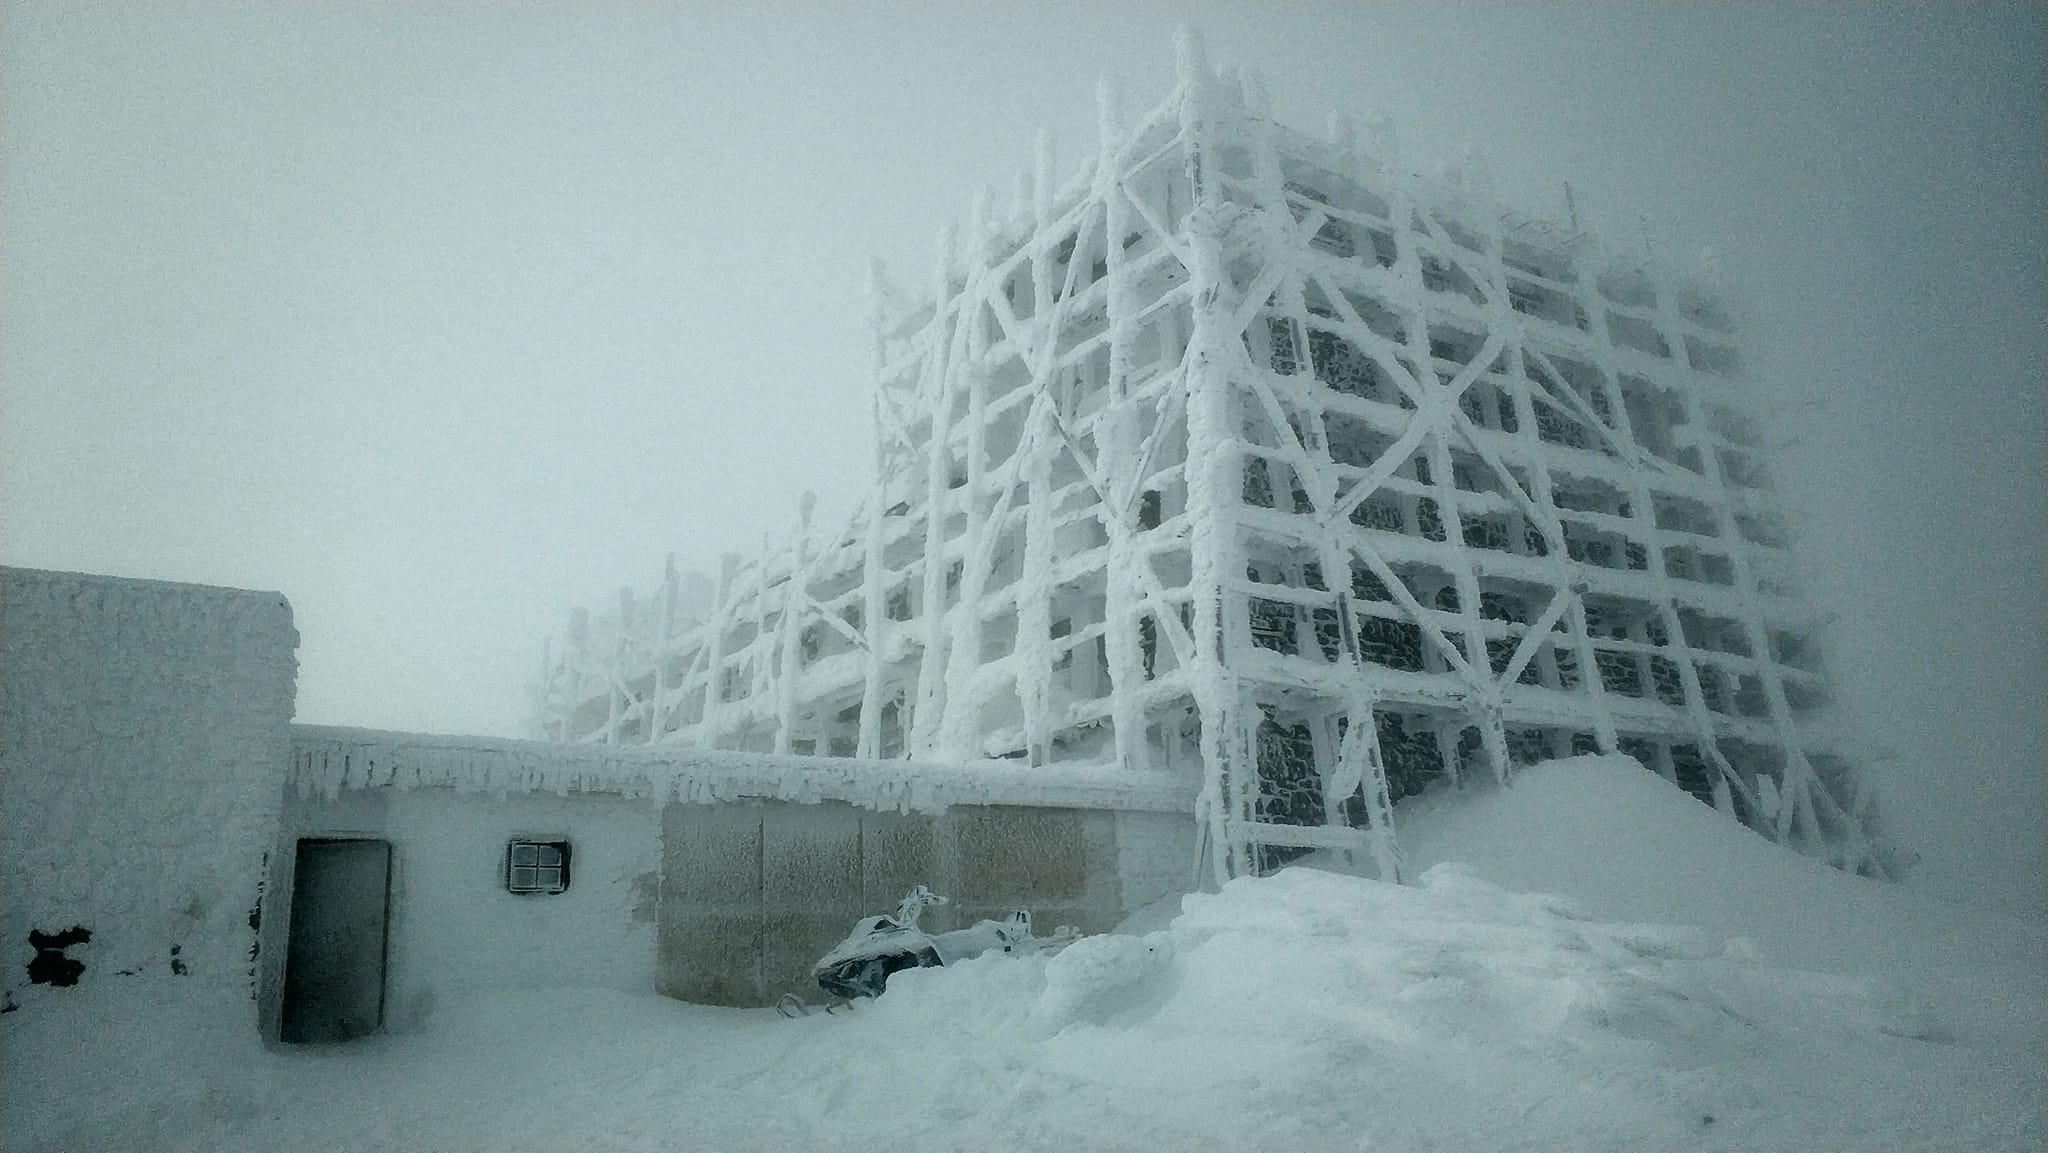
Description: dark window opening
506,840,571,895
1138,489,1162,530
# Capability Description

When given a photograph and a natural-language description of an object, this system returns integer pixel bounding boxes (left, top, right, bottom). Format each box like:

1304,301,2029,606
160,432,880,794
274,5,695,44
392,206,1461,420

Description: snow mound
1397,757,2044,1036
761,858,2016,1151
1397,754,1859,946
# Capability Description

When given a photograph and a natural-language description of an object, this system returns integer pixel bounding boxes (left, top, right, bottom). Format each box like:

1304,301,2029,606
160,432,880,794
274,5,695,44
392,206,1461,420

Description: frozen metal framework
536,34,1897,883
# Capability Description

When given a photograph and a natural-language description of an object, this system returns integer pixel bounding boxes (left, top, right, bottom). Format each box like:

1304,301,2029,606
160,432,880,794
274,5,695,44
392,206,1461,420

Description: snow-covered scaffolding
536,33,1896,883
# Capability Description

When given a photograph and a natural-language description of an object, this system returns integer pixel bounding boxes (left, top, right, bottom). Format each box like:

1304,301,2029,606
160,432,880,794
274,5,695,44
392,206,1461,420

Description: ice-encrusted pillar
909,224,962,756
773,492,815,754
1096,74,1153,775
857,262,892,759
936,192,998,760
698,553,739,746
1176,28,1249,884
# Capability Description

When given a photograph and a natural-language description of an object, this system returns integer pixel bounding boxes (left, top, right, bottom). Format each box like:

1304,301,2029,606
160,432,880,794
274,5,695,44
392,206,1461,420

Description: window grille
506,839,570,895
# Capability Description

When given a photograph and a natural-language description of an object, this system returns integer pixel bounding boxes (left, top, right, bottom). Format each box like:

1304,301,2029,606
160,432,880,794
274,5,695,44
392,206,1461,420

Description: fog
3,3,2040,907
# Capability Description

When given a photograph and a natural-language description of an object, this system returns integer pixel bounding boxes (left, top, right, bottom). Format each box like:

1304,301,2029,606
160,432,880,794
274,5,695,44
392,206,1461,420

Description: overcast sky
4,2,2041,906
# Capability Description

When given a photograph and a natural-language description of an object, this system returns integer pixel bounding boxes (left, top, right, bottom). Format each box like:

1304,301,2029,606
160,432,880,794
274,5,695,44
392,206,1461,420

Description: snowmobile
810,885,1074,1000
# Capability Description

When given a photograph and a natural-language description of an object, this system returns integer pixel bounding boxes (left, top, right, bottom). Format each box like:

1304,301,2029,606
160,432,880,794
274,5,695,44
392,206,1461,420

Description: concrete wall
276,787,661,1033
0,567,297,1010
280,728,1199,1015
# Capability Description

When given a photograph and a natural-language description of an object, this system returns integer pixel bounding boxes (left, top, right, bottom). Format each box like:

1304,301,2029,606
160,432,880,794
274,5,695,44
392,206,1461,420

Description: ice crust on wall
290,725,1194,816
0,567,297,1003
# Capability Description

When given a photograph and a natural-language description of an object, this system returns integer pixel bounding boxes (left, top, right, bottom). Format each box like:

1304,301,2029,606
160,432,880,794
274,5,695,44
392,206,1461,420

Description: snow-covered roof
290,724,1196,814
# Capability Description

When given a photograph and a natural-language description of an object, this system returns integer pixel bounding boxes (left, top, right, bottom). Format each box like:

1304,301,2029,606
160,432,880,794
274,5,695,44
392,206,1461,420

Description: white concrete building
0,566,1191,1029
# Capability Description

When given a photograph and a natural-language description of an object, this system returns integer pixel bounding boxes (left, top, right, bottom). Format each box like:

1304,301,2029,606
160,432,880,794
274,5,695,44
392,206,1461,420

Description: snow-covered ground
4,756,2041,1151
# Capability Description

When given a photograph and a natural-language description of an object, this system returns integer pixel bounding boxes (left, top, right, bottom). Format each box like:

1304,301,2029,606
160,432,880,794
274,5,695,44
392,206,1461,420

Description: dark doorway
280,838,391,1043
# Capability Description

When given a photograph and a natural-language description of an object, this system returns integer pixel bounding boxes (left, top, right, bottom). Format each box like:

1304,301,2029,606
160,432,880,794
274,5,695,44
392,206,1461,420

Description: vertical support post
909,225,962,755
937,192,997,760
857,263,893,759
1176,27,1248,884
698,553,738,746
606,586,633,744
1097,74,1151,776
774,493,816,755
651,553,678,740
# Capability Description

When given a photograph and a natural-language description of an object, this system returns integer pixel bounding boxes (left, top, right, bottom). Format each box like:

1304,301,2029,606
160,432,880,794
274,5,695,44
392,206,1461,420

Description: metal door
279,838,391,1042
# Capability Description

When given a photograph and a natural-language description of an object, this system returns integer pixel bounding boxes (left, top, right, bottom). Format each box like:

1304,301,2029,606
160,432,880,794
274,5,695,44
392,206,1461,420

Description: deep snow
4,756,2041,1151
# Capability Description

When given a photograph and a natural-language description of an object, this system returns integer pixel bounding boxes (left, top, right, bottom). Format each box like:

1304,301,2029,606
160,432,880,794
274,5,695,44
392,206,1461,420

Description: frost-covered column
1095,77,1153,775
1013,141,1065,767
937,194,999,760
857,265,893,759
909,225,962,756
1176,30,1250,883
696,554,738,746
651,555,678,739
604,587,630,744
743,534,779,726
773,494,815,754
1015,412,1059,764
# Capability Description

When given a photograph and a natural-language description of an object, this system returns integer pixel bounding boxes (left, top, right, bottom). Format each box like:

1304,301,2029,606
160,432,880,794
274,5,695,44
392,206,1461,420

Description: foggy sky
3,3,2041,907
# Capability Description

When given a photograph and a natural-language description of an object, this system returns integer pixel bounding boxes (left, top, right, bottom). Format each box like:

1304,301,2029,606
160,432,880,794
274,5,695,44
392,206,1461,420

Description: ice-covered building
536,35,1896,883
1,565,1193,1020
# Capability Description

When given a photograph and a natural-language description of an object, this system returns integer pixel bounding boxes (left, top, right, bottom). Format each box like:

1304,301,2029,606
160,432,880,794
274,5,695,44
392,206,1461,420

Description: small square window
506,839,571,895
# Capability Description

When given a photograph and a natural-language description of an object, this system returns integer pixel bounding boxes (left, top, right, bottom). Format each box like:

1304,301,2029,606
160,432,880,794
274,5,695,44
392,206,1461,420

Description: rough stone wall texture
0,567,297,1007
